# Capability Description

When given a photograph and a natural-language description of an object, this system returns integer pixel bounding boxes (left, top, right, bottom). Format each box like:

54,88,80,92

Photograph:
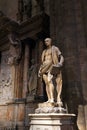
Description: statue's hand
57,63,63,67
53,63,62,68
38,70,42,77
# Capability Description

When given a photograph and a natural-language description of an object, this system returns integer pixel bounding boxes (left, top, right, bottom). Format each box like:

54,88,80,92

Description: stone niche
0,31,23,105
0,11,50,129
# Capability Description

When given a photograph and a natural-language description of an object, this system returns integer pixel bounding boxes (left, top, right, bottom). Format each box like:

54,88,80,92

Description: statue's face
44,38,52,47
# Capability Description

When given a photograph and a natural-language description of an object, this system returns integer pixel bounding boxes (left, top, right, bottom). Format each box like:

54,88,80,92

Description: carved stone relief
8,33,22,65
0,51,13,104
28,59,38,96
7,33,22,98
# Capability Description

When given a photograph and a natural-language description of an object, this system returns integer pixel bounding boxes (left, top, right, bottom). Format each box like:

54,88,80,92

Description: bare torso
44,48,53,63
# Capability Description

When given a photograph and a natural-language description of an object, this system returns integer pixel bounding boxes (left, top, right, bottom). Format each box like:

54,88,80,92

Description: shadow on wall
62,74,87,130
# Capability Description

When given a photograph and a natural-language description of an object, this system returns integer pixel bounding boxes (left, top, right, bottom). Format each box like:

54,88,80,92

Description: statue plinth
29,102,76,130
29,113,76,130
35,102,66,113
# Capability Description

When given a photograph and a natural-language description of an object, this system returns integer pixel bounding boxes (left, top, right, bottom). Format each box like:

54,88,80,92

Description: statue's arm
59,54,64,66
41,50,45,63
56,47,64,67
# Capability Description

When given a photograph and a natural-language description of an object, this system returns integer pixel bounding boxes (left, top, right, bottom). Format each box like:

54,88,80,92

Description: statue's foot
50,99,54,103
56,101,63,107
45,99,54,103
45,100,50,103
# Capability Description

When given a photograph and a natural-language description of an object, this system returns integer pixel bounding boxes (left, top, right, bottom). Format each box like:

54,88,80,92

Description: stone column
23,43,29,98
8,32,23,99
11,65,16,99
36,40,44,100
14,60,23,98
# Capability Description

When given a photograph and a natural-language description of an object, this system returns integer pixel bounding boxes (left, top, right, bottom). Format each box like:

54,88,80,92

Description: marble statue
38,38,64,106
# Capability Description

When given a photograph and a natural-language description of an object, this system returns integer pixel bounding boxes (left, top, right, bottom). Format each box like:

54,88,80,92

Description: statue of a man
38,38,64,105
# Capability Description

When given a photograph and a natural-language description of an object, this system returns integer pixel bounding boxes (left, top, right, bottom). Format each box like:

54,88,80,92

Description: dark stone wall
50,0,87,130
0,0,18,20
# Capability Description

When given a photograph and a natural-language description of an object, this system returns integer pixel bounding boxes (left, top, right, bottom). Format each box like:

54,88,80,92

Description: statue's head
44,38,52,47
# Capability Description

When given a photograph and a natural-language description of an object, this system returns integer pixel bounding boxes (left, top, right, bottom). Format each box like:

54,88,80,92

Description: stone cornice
0,12,49,47
19,13,49,40
0,11,19,44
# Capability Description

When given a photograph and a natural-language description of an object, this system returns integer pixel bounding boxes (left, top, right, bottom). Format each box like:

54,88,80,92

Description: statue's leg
48,80,54,103
48,72,54,103
43,74,51,102
56,72,62,104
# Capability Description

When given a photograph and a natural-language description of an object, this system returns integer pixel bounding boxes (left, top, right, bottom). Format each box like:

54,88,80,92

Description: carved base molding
35,102,67,113
29,113,76,130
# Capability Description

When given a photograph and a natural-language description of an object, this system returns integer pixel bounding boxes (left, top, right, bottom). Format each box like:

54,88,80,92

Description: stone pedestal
29,113,75,130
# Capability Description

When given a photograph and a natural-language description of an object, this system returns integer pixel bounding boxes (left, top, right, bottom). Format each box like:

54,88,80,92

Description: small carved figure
28,59,37,95
8,33,22,65
38,38,64,105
